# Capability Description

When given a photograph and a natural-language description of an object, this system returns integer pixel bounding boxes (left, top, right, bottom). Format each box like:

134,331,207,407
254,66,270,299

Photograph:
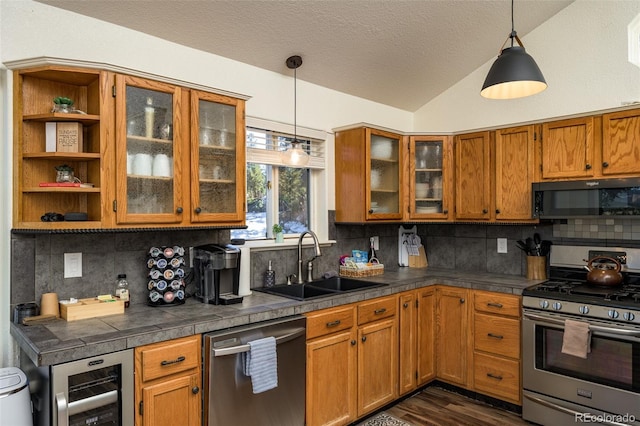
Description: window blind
246,127,325,169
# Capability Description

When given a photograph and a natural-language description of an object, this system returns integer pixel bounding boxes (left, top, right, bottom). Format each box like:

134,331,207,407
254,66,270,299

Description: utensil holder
526,256,547,280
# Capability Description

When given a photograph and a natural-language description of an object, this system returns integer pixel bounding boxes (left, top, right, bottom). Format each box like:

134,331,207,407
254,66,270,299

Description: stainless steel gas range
522,245,640,426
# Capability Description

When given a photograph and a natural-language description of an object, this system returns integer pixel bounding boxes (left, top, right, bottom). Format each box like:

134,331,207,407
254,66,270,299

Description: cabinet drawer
358,295,396,325
473,352,520,404
137,335,200,382
474,291,520,318
474,313,520,359
306,305,355,340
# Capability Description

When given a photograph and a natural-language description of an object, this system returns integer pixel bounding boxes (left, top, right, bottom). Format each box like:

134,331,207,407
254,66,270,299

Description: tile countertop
11,268,542,367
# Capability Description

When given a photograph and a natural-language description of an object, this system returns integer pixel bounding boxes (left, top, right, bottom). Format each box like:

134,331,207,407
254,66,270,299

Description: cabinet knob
351,340,357,346
176,207,183,214
403,302,409,308
585,163,592,170
443,209,448,214
368,209,374,214
482,209,488,214
603,162,609,168
195,207,202,214
361,336,367,343
495,209,501,214
192,386,200,394
460,298,465,304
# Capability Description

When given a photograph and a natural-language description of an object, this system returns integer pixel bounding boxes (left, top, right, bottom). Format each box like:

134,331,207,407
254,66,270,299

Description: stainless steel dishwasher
203,315,306,426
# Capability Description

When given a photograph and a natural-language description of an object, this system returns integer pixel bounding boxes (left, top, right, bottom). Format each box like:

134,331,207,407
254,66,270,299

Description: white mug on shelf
153,154,171,177
132,153,152,176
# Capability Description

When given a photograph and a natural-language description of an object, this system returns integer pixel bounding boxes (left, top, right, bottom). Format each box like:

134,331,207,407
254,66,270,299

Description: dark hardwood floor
384,386,532,426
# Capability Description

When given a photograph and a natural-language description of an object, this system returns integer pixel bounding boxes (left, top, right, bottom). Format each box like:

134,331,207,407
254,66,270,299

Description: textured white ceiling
38,0,573,112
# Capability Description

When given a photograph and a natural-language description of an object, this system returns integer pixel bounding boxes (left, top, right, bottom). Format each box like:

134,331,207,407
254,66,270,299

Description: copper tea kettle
584,256,624,286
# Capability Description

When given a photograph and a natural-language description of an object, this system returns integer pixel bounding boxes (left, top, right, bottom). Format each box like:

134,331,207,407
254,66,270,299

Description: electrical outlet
64,252,83,278
372,236,379,251
497,238,508,254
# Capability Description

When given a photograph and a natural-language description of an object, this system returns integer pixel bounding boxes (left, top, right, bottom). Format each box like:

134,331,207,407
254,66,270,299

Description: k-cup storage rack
147,246,186,306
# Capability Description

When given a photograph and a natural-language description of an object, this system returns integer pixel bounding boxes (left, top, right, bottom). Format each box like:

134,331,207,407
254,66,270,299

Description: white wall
414,0,640,133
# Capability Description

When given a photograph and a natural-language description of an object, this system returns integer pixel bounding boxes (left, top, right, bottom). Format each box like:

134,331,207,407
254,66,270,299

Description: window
231,118,326,241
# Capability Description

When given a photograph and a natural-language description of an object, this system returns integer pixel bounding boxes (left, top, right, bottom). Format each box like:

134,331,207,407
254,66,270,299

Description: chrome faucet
297,230,322,284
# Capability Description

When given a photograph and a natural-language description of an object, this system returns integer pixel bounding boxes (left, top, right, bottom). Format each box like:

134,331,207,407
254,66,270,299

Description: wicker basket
339,263,384,277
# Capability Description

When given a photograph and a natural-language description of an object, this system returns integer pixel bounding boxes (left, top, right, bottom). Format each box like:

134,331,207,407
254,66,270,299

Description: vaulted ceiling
38,0,574,111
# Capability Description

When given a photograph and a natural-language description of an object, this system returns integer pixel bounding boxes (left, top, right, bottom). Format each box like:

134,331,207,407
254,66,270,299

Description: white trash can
0,367,32,426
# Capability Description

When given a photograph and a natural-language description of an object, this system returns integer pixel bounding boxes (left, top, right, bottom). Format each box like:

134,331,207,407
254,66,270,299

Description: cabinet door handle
460,298,465,303
326,320,341,328
176,207,183,214
161,355,186,366
482,209,488,214
602,162,609,168
443,209,448,214
195,207,202,214
368,209,374,214
351,340,357,346
487,373,503,380
361,336,367,342
403,302,409,308
585,163,592,170
487,302,503,308
192,386,200,394
374,308,387,315
495,209,501,214
487,333,504,339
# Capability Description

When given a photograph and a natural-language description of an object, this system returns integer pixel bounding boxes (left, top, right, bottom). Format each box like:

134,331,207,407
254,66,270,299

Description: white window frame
238,117,330,248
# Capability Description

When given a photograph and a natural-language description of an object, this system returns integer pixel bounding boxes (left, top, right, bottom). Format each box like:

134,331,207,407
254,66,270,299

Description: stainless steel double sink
257,276,387,300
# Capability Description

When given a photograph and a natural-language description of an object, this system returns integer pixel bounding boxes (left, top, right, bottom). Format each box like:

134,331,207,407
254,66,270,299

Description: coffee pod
40,293,59,317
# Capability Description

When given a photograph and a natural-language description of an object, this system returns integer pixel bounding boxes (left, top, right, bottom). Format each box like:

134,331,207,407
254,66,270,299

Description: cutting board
409,245,428,268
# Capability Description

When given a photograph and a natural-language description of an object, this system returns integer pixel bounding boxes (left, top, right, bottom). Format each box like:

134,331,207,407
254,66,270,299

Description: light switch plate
64,252,82,278
497,238,508,254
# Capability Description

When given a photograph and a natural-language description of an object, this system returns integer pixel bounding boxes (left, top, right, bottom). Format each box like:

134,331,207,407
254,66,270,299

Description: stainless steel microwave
532,178,640,219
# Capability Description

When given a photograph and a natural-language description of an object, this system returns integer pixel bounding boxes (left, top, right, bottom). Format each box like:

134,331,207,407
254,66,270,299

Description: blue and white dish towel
243,336,278,393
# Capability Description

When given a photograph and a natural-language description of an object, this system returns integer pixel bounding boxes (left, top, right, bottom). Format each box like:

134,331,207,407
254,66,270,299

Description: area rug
357,412,412,426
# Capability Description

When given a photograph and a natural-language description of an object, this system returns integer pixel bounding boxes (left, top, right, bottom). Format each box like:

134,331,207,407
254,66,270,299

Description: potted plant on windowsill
272,223,284,243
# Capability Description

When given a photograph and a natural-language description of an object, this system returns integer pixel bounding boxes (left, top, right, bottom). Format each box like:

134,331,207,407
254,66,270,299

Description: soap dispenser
264,260,276,288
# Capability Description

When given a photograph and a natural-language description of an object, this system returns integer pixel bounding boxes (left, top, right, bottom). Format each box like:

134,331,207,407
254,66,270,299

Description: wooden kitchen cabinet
134,335,201,426
335,127,404,222
436,286,471,387
540,117,596,180
398,287,436,396
601,108,640,176
493,125,538,222
408,136,454,220
455,131,491,221
12,65,112,230
305,305,357,426
114,76,246,227
305,295,398,425
472,290,521,405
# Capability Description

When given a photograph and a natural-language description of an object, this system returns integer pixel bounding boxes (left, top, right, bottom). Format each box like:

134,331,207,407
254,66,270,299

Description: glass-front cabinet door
409,136,452,220
366,129,403,220
190,90,245,223
115,75,184,224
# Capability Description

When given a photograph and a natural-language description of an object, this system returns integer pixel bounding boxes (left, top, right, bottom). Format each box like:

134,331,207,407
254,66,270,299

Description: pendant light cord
293,65,297,145
509,0,516,47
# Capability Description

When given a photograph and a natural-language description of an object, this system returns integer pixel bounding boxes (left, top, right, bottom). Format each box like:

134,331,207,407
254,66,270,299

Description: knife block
526,256,547,280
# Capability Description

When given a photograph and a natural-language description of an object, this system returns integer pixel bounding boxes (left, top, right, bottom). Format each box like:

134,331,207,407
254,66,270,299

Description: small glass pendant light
281,55,310,166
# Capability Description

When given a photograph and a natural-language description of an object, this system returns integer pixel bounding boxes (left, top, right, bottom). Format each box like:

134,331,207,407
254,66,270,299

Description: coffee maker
191,244,243,305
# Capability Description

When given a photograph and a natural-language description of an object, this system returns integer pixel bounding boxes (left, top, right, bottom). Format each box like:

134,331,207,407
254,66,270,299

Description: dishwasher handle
212,327,306,357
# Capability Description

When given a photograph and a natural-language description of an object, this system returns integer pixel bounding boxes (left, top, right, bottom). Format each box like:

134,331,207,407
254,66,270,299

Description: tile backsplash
11,213,640,310
553,218,640,240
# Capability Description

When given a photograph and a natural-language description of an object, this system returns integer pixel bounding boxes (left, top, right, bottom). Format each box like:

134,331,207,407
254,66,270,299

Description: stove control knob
579,306,589,315
552,302,562,311
608,309,620,319
623,312,635,322
539,300,549,309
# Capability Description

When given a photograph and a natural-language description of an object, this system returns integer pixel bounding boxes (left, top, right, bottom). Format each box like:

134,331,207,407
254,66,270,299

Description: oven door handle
212,327,306,357
524,312,640,337
524,393,633,426
55,392,69,426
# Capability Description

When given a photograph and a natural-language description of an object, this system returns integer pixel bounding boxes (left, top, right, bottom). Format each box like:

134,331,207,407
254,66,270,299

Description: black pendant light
481,0,547,99
281,55,309,166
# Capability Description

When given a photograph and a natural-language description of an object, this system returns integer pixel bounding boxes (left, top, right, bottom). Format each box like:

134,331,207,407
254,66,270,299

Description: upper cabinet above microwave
540,109,640,181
